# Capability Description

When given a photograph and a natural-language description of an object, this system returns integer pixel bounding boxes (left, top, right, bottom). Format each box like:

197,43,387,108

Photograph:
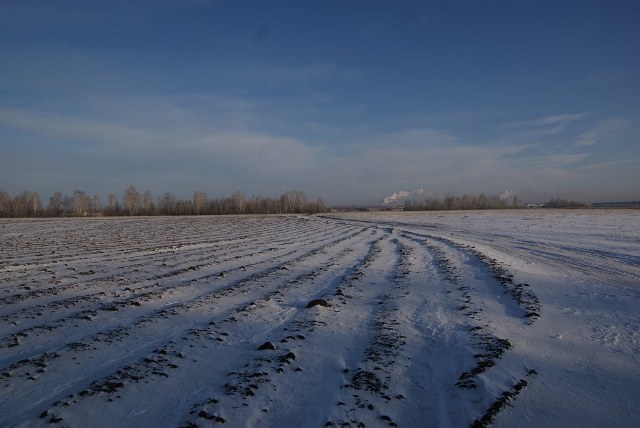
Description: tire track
0,218,333,310
0,222,374,426
324,220,540,426
178,230,389,428
0,216,545,427
400,230,538,423
0,222,360,352
328,236,413,428
402,230,541,323
0,221,352,330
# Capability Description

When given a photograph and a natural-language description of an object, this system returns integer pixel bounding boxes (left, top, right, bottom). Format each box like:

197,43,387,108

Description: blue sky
1,0,638,204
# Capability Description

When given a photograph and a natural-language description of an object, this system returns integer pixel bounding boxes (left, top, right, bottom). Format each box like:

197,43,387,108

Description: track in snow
1,215,549,427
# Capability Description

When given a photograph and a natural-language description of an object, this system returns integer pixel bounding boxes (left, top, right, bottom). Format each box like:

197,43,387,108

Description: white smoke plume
498,190,512,201
383,189,432,205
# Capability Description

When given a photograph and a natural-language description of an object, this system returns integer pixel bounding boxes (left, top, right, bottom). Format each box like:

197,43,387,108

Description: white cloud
574,117,632,147
595,118,632,132
533,114,589,127
576,131,599,146
506,113,589,136
191,131,318,178
0,107,158,149
576,157,640,172
521,153,590,168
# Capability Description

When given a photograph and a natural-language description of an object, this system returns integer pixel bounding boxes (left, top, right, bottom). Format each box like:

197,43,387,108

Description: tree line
400,194,592,211
401,193,523,211
0,187,326,218
543,197,587,208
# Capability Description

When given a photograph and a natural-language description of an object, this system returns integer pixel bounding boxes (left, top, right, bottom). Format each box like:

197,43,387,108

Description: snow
0,210,638,427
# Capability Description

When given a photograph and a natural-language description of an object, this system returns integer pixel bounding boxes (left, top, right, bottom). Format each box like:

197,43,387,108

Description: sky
0,0,638,205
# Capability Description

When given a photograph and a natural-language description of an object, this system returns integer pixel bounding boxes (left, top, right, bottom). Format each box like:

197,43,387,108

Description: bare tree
193,191,208,215
176,199,194,216
123,185,142,216
0,191,11,217
143,191,155,215
160,192,177,215
461,194,473,210
71,190,90,217
477,193,488,209
248,195,264,214
26,192,42,216
11,194,27,217
424,197,443,210
11,191,39,217
231,191,246,214
106,194,120,216
280,191,295,214
90,195,102,215
9,191,41,217
314,197,326,213
293,191,308,213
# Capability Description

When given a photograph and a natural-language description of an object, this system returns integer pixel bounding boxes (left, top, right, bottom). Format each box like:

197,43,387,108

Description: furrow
3,226,377,427
0,223,359,352
0,223,373,426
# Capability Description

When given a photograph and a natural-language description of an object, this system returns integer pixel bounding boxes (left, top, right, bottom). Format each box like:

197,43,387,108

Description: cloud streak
576,131,598,146
574,118,632,147
0,107,158,150
506,113,589,137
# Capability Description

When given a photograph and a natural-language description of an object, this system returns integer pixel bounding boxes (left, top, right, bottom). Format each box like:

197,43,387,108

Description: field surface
1,211,639,427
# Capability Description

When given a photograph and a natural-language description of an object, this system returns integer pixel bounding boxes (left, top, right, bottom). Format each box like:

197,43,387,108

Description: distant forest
401,195,587,211
0,187,326,218
401,193,523,211
0,188,597,218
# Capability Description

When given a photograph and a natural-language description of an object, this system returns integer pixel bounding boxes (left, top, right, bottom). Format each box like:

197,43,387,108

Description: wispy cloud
373,128,458,147
574,117,632,147
0,107,158,149
595,118,633,132
576,131,599,146
191,131,319,178
506,113,589,137
576,157,640,172
521,153,591,168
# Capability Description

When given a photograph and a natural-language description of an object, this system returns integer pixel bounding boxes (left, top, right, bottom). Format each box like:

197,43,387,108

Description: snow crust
0,210,638,427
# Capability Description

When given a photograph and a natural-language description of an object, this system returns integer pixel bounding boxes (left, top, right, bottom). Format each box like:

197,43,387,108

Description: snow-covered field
0,211,638,427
